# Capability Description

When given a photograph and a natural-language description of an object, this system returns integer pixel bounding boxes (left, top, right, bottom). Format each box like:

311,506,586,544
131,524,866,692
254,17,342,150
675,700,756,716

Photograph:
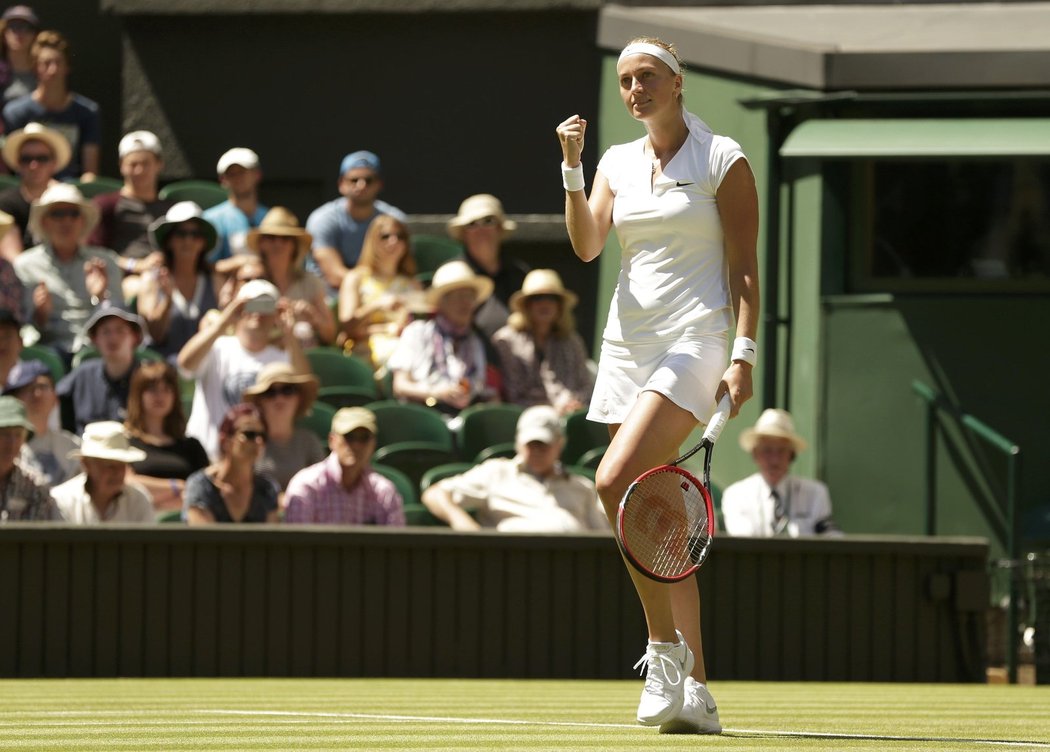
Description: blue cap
4,359,52,395
340,150,380,177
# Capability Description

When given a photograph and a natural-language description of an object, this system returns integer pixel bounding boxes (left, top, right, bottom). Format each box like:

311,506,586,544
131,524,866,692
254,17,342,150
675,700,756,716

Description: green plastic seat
69,176,122,198
366,400,455,452
562,408,610,465
20,344,67,380
0,174,20,189
371,441,459,491
157,179,228,209
455,402,524,463
305,347,378,402
371,462,417,508
411,234,463,285
296,401,336,441
472,442,517,463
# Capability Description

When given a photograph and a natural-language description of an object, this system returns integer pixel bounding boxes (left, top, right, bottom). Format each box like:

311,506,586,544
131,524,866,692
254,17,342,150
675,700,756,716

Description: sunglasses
380,232,407,242
238,430,267,442
262,384,299,399
343,430,373,444
47,208,81,220
170,228,206,239
527,294,562,304
466,216,499,229
346,176,376,186
6,20,36,34
19,153,52,166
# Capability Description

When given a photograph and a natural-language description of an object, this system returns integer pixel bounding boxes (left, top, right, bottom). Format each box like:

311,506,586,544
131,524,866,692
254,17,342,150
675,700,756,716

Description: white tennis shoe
633,630,694,726
659,676,723,734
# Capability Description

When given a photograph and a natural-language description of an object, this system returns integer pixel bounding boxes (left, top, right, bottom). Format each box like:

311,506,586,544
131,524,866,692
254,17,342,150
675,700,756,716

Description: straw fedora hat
27,183,100,243
1,122,72,173
739,408,808,454
246,207,313,267
509,269,578,314
446,194,517,241
69,421,147,463
242,362,319,417
148,201,218,253
424,260,494,307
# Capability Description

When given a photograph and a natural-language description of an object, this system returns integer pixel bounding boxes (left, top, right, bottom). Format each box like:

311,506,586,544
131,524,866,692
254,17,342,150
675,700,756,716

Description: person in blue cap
304,150,406,295
4,358,80,485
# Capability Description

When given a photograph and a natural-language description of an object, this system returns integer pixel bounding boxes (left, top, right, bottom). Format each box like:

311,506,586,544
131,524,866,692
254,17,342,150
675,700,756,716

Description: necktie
771,488,788,535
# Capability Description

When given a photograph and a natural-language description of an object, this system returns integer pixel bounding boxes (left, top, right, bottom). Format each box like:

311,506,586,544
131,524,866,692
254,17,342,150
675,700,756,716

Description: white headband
618,43,681,75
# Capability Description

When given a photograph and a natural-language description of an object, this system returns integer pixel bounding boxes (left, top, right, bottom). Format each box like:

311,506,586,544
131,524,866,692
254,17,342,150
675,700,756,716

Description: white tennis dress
587,110,746,424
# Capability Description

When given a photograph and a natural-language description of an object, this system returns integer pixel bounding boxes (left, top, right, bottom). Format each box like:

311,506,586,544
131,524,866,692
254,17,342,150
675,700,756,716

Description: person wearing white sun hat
721,408,839,539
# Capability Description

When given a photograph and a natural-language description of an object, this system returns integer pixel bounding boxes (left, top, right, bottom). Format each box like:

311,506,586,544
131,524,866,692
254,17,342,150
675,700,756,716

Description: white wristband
731,337,757,366
561,162,585,192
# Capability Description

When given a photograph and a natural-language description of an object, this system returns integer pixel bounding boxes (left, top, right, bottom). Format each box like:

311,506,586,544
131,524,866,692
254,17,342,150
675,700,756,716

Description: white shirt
51,473,155,524
721,472,837,537
597,113,744,344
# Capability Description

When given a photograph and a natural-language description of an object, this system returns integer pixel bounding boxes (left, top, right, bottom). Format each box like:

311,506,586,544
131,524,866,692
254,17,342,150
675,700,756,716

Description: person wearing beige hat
0,393,58,522
246,206,335,346
0,121,68,258
387,260,498,418
50,420,155,524
493,268,593,415
721,408,838,538
242,361,324,491
283,406,405,526
13,182,123,360
447,193,530,341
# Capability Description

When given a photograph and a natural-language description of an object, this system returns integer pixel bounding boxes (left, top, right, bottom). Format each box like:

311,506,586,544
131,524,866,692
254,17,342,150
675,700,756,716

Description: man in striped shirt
282,406,404,526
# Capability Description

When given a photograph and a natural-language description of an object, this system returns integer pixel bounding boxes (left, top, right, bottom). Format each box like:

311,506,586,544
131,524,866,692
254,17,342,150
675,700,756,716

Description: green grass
0,679,1048,751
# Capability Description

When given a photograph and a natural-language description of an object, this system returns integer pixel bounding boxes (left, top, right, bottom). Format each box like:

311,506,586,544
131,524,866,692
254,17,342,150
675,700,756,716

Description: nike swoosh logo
676,181,694,187
704,701,718,713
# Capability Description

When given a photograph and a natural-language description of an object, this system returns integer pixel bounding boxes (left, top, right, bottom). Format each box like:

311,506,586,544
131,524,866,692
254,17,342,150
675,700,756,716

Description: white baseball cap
216,147,260,176
516,406,563,445
118,130,162,159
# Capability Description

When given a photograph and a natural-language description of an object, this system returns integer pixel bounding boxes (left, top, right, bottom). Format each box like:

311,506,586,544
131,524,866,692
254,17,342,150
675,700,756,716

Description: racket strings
621,469,711,578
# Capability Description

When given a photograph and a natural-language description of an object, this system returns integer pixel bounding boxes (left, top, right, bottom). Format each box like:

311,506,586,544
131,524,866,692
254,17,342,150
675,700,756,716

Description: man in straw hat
387,260,498,419
305,150,406,293
0,394,58,521
447,193,530,341
721,408,839,537
51,420,155,523
14,183,124,361
0,122,69,257
283,406,405,526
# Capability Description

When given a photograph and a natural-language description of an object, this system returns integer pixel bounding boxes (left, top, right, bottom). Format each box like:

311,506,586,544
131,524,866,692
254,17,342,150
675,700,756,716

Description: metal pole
1006,450,1021,684
925,401,937,537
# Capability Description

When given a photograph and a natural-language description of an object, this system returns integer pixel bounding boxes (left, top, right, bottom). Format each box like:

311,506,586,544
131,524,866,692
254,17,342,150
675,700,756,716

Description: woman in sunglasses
242,361,324,492
337,214,421,371
183,402,278,524
138,201,219,357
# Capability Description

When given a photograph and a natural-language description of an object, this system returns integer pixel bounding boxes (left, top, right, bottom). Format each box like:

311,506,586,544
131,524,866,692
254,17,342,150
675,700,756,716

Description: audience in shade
305,150,406,293
51,420,154,523
179,276,310,460
3,30,100,181
0,393,57,521
204,147,267,263
137,201,218,358
0,5,39,106
493,269,593,415
246,206,335,347
388,260,498,419
338,213,421,370
0,121,68,259
283,406,404,526
182,402,279,524
242,361,324,492
123,360,209,512
0,306,22,387
448,193,529,342
4,359,79,485
421,405,604,532
13,183,122,362
55,305,146,434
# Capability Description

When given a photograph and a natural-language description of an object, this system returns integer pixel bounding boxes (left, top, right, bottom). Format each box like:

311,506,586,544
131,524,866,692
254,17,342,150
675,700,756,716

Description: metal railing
912,380,1023,681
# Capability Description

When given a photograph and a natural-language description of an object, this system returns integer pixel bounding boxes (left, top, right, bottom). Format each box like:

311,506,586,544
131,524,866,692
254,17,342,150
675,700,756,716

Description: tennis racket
616,393,732,583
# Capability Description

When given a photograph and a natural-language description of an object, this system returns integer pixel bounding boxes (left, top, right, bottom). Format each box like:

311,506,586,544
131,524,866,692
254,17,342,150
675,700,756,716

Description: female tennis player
556,37,759,733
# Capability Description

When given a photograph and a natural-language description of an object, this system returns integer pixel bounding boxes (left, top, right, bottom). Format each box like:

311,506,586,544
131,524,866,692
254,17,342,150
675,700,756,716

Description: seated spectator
305,150,406,293
4,358,79,485
421,405,605,532
203,147,268,263
448,193,530,341
178,277,310,460
387,260,498,418
494,268,593,415
0,121,67,258
337,213,422,370
245,207,335,347
55,305,146,434
137,201,218,357
0,5,40,106
0,306,22,385
721,408,841,537
183,402,278,524
283,406,404,525
0,393,57,521
198,255,264,336
89,130,173,270
242,361,324,492
123,360,209,512
2,30,100,181
13,183,123,362
51,420,154,523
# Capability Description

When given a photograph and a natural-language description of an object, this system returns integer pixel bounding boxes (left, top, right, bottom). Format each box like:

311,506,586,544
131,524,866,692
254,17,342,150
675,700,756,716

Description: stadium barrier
0,526,988,681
